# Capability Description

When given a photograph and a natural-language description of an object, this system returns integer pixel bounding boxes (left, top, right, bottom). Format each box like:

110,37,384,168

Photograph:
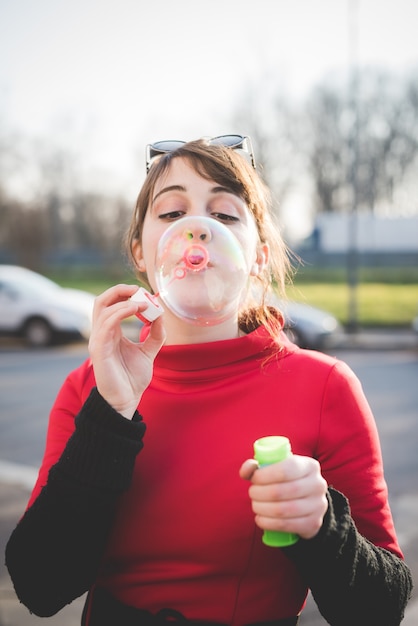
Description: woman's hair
125,138,294,340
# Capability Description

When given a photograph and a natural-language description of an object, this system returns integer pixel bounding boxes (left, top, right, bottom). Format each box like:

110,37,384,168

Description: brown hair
125,138,293,340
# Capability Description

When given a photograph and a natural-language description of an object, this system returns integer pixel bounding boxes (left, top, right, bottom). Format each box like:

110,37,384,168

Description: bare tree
229,67,418,222
0,199,49,270
307,68,418,215
229,80,303,217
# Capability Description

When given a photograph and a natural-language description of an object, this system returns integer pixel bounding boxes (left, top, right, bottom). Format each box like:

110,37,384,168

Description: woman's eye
158,210,186,220
212,212,239,223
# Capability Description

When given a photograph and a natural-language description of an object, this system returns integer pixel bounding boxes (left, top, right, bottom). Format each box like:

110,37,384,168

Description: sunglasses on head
145,134,256,173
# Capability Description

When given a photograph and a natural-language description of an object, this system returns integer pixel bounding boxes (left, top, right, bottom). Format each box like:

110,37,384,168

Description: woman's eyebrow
211,186,237,196
152,185,186,203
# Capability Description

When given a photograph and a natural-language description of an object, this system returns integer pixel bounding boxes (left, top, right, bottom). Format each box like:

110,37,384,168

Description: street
0,341,417,625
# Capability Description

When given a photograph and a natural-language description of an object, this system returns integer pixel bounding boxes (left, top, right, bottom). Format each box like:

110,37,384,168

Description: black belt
84,587,299,626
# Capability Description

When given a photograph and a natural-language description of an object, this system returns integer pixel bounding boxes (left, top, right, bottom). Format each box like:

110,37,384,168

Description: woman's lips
188,254,205,265
183,244,210,270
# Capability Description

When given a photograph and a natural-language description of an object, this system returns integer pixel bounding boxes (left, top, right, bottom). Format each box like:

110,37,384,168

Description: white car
0,265,95,347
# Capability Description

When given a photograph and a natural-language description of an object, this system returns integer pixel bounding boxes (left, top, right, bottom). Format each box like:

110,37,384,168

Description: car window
0,273,61,299
0,280,21,299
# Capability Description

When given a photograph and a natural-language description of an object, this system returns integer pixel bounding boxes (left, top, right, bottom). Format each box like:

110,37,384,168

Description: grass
49,271,137,295
293,265,418,285
49,269,418,329
287,282,418,327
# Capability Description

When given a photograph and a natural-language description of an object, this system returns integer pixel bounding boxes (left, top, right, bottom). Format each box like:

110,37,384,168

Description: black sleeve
283,488,413,626
5,388,146,617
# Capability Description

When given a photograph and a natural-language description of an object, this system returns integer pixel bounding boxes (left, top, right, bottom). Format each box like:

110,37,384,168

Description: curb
332,330,418,351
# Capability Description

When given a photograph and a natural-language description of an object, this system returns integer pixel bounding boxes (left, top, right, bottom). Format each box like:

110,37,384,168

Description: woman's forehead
151,159,232,206
153,157,210,190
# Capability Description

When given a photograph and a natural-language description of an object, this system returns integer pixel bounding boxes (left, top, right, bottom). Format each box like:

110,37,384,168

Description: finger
250,455,320,486
254,511,317,535
92,299,141,333
89,302,143,358
247,457,295,486
92,284,140,317
254,497,328,539
252,492,320,519
239,459,260,480
141,316,166,357
249,469,328,508
96,283,139,304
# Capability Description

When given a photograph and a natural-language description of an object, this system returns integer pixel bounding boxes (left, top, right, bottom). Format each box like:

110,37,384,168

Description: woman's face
134,157,268,295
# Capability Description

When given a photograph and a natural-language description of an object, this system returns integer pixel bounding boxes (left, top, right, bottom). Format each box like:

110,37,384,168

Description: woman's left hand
239,454,329,540
88,284,166,419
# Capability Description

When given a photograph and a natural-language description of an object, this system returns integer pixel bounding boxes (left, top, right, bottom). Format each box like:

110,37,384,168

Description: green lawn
287,282,418,327
50,272,137,295
51,271,418,328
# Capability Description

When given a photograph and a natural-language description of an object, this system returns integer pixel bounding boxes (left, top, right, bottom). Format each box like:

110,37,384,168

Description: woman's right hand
88,284,166,418
240,454,328,540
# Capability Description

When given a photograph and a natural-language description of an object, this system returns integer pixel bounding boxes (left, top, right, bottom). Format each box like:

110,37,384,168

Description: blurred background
0,0,417,334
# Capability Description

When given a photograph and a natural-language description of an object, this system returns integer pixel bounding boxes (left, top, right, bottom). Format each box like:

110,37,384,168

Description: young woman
6,136,412,626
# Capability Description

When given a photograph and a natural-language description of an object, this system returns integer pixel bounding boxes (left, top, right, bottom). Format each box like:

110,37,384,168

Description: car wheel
23,317,54,347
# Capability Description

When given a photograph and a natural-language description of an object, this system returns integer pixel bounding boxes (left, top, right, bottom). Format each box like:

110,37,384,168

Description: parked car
0,265,95,347
271,296,343,351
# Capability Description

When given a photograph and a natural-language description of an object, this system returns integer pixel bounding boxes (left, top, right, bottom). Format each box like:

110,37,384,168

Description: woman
6,136,412,625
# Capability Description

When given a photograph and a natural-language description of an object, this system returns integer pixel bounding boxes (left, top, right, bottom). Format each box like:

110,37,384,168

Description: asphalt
1,329,417,625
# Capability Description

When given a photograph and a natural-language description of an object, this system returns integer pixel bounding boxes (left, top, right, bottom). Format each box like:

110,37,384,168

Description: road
0,341,417,625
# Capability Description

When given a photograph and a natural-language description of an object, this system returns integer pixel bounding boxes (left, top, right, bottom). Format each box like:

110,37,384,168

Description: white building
314,214,418,253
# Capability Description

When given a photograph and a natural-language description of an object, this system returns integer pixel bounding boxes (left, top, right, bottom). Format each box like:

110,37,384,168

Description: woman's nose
183,223,212,243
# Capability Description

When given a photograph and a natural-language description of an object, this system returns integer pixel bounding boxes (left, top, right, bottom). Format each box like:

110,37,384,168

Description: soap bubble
155,216,249,325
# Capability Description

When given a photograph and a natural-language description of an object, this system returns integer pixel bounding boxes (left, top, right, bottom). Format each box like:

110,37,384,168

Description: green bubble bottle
253,435,299,547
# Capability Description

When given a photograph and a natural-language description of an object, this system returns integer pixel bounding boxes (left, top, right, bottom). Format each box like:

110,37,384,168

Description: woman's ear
250,243,269,276
132,240,146,273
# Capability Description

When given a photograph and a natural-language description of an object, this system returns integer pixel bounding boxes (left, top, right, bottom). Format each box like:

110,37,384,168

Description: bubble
155,216,249,325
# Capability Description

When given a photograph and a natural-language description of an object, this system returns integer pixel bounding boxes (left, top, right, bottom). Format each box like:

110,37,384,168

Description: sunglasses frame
145,134,256,173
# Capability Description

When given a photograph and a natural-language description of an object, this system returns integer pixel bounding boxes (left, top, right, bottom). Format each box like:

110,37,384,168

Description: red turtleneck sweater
25,328,402,624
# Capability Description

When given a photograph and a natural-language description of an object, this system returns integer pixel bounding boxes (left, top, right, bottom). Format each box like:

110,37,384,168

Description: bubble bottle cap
254,436,292,465
130,287,164,323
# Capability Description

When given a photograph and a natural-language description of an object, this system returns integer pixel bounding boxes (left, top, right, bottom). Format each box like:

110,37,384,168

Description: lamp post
347,0,360,333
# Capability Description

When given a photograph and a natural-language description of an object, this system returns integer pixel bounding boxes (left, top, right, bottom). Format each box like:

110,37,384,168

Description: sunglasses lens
210,135,255,169
146,140,187,172
151,140,186,153
148,141,186,162
210,135,244,149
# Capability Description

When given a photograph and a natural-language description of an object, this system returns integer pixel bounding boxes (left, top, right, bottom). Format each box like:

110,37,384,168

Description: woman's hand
240,454,329,540
88,284,166,418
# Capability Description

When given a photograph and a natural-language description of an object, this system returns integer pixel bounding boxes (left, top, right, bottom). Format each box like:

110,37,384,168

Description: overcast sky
1,0,418,232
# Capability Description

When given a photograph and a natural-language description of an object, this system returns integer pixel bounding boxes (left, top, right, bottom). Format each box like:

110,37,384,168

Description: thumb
239,459,259,481
141,316,166,359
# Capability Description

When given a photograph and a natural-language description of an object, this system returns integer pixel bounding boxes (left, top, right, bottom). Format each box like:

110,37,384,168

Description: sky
1,0,418,236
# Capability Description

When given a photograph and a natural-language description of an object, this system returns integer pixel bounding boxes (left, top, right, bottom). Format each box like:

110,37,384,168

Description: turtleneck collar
152,326,296,378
